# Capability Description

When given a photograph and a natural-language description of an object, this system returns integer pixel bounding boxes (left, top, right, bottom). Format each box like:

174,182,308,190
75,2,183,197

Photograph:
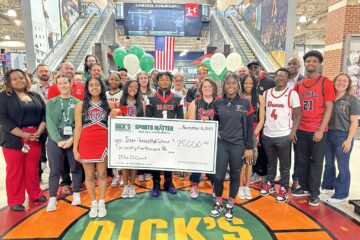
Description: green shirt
46,96,79,143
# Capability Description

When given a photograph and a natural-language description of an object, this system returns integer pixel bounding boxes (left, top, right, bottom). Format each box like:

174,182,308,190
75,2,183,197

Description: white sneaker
244,187,252,200
138,174,145,182
111,176,119,188
190,185,199,199
145,173,152,181
71,193,81,206
327,197,347,204
46,197,57,212
119,176,125,187
41,162,47,170
237,187,246,199
320,188,332,194
98,203,107,218
128,185,136,198
122,185,130,198
89,204,98,218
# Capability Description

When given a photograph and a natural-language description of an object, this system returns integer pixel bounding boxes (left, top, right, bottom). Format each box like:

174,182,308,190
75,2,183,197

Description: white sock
91,200,97,206
99,199,105,205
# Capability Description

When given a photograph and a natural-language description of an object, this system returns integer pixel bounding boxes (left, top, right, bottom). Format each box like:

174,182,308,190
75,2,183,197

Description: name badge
63,126,73,136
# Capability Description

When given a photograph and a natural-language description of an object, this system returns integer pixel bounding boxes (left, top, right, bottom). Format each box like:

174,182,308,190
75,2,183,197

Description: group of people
0,50,358,221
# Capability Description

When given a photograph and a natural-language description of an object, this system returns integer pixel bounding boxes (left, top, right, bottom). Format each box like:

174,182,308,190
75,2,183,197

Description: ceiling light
299,15,307,23
14,19,21,26
312,19,318,24
7,9,17,18
297,26,301,30
4,35,11,40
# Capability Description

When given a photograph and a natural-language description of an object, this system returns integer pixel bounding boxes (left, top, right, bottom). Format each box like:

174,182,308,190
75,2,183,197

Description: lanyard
60,97,74,125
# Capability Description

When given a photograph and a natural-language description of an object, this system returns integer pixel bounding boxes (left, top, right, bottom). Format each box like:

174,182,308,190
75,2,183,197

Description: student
73,77,111,218
111,80,145,198
187,79,217,198
292,50,336,207
185,64,208,106
46,75,82,211
211,73,254,221
146,72,184,197
321,73,359,203
260,68,301,203
238,75,265,200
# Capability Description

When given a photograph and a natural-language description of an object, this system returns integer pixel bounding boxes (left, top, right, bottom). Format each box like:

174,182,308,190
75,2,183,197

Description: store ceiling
0,0,23,41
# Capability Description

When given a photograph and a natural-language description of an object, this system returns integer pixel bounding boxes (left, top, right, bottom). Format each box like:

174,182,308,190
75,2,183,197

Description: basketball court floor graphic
1,176,359,240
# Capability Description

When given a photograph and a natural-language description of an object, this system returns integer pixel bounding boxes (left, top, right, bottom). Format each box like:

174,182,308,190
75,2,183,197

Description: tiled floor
1,138,360,221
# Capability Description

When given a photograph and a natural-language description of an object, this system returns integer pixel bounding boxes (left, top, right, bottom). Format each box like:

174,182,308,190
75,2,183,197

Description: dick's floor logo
115,123,131,132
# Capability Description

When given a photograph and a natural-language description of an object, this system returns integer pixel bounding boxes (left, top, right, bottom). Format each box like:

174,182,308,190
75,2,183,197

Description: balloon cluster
113,45,154,76
201,52,243,81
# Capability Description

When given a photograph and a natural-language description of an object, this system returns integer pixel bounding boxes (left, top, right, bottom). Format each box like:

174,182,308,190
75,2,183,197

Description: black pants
190,173,214,185
61,155,72,186
152,171,172,183
295,130,326,197
214,139,245,199
262,135,291,188
253,136,268,176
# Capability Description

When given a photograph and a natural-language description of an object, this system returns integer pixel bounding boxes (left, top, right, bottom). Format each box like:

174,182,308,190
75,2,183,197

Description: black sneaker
291,188,310,197
34,195,47,203
10,204,25,211
210,202,224,217
224,204,234,221
309,196,320,207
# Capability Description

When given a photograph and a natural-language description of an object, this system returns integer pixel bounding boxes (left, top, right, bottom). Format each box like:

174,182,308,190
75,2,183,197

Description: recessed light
7,9,17,18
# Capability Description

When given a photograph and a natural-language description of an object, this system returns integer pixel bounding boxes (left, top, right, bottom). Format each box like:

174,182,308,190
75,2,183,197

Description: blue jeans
321,130,353,199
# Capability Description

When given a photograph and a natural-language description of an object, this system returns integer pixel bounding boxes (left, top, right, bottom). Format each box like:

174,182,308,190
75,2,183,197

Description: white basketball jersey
106,90,122,105
263,87,300,137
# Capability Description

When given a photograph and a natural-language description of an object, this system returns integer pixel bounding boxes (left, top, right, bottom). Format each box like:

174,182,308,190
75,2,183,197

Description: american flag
155,36,175,71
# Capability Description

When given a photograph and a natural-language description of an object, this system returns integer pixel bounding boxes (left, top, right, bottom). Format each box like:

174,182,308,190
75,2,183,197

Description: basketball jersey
106,90,122,107
263,87,300,137
295,76,325,132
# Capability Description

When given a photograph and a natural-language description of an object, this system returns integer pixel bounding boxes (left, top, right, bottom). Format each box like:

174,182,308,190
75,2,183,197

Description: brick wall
324,7,346,45
323,48,344,79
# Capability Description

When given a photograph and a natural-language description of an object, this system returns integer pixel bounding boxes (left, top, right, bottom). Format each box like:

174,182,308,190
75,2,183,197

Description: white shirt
30,82,52,103
287,73,300,88
106,90,122,106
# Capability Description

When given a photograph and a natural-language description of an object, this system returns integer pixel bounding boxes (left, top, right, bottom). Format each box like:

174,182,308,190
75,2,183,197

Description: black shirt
214,95,254,149
146,89,184,119
256,74,275,95
185,85,198,104
194,97,215,120
21,101,40,127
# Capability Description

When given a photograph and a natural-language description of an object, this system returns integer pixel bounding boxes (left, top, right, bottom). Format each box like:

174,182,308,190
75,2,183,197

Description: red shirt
294,75,335,132
48,81,85,100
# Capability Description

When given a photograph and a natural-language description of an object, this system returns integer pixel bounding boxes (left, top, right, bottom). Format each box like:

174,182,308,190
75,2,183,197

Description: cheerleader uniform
78,101,109,162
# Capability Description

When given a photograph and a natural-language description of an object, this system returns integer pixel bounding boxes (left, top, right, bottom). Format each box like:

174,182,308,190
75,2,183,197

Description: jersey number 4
271,109,278,120
303,100,313,110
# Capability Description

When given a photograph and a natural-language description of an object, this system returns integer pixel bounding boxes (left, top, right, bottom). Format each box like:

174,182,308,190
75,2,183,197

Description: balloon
201,58,213,72
210,53,226,75
140,53,154,73
219,67,228,80
226,52,243,71
113,48,128,68
123,54,140,77
129,44,145,60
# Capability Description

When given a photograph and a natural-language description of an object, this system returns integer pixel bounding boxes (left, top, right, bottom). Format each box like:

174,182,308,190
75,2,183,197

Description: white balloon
123,54,140,77
226,52,243,71
210,53,226,75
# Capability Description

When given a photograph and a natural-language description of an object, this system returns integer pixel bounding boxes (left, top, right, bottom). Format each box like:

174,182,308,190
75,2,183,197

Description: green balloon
219,67,228,80
129,44,145,60
201,58,213,72
140,53,154,73
113,48,128,68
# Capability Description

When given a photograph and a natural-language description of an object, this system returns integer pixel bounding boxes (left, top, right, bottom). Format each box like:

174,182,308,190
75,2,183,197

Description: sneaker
237,187,245,199
98,203,107,218
244,186,253,200
10,204,25,211
309,196,320,207
62,185,71,195
210,202,224,217
89,204,98,218
179,172,185,180
260,182,275,196
291,180,301,191
274,176,281,184
164,181,177,194
145,173,152,181
320,188,332,194
190,185,199,199
224,204,234,221
34,195,47,203
41,162,47,170
151,182,161,197
122,185,130,198
111,176,119,187
46,197,57,212
250,173,262,184
138,174,145,182
128,185,136,198
327,197,347,204
291,188,310,197
276,187,288,203
119,176,124,187
71,193,81,206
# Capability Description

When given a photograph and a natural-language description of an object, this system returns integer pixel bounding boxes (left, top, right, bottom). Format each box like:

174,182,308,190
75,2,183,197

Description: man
118,67,128,87
48,62,85,100
89,63,103,79
286,57,304,88
237,66,249,79
247,61,275,95
185,64,208,106
146,72,184,197
260,68,301,203
292,50,335,207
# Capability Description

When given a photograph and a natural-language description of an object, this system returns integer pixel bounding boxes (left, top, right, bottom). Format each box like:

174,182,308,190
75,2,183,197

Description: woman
172,73,188,97
149,69,159,91
187,79,217,199
111,80,144,198
136,71,154,182
73,77,111,218
46,75,83,212
0,69,47,211
238,75,265,200
211,72,254,221
321,73,359,203
82,54,99,80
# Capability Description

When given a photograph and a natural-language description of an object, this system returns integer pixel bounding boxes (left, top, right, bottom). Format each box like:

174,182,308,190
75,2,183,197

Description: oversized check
108,117,218,173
